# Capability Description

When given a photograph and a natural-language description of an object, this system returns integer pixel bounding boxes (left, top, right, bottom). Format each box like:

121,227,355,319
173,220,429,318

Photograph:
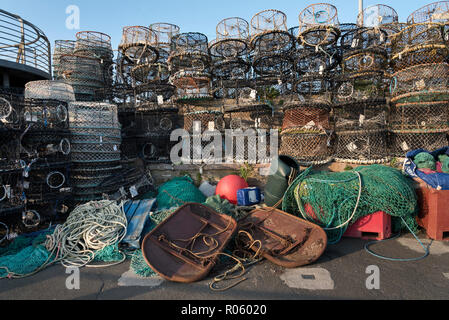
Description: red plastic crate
344,211,392,240
415,179,449,241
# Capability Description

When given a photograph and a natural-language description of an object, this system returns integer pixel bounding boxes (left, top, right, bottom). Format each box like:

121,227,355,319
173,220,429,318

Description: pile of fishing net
156,176,206,210
282,165,419,244
0,201,127,279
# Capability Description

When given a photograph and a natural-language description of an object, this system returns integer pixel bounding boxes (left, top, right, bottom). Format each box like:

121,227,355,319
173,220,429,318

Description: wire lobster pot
250,10,294,55
53,40,76,78
0,170,24,216
390,23,448,71
296,47,340,76
340,27,388,52
75,31,113,61
135,134,175,163
224,103,274,130
170,71,212,101
282,102,331,132
21,129,71,163
25,80,75,103
0,93,22,130
294,74,333,103
279,130,333,165
0,130,21,171
334,129,389,164
210,17,250,58
150,23,180,52
334,101,388,132
389,130,449,157
341,47,388,74
389,62,449,98
183,110,225,133
407,1,449,24
135,105,180,136
22,99,69,130
390,100,449,131
358,4,399,27
333,71,386,105
55,54,104,101
119,26,158,64
298,3,340,48
168,32,211,72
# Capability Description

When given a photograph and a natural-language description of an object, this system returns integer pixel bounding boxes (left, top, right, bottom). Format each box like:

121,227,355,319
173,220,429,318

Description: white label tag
23,181,30,189
194,122,201,132
32,115,38,122
415,79,426,90
208,121,215,131
352,39,359,48
130,185,138,198
250,90,257,100
157,95,164,105
304,121,316,130
347,142,358,152
248,190,257,203
359,114,365,127
5,185,11,198
99,136,103,143
401,141,410,151
113,145,118,151
119,187,126,197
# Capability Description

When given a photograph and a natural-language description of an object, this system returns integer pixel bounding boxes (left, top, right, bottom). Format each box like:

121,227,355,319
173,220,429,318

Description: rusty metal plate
238,207,327,268
141,203,237,283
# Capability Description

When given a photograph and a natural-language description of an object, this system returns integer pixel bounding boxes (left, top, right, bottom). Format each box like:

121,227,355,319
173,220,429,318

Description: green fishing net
282,165,418,244
0,245,53,278
441,158,449,174
414,152,436,170
156,176,206,210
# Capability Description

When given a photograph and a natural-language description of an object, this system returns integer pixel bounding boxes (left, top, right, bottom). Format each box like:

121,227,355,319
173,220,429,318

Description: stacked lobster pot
68,102,122,202
332,6,392,164
279,4,340,165
388,2,449,156
134,102,181,163
180,107,225,164
20,81,74,226
74,31,115,100
0,91,25,221
168,32,212,102
52,40,76,79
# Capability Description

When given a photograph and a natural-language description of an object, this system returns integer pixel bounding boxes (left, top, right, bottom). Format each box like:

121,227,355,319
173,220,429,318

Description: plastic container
344,211,392,240
237,187,262,206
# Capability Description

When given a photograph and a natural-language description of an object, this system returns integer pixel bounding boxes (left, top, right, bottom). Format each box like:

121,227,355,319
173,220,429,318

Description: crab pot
170,72,212,101
135,134,174,164
21,130,71,163
334,101,388,132
0,170,25,216
358,4,399,27
340,27,388,51
294,74,333,101
183,110,225,134
149,23,180,52
53,40,76,78
334,129,389,164
210,17,250,58
211,58,251,82
168,32,211,73
282,102,331,132
0,93,23,130
389,63,449,99
389,130,449,157
224,103,274,130
0,130,21,170
298,3,340,47
390,100,449,131
252,52,295,79
407,2,449,24
280,130,332,165
23,160,71,205
341,48,388,74
23,99,69,130
224,130,277,164
55,54,104,102
250,9,293,54
296,47,340,76
333,71,386,105
134,105,180,135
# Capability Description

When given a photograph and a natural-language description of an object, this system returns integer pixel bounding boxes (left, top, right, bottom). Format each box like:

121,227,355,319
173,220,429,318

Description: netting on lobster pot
118,26,159,65
0,130,21,171
183,110,225,133
358,4,398,27
210,17,250,58
23,161,71,204
178,130,225,165
135,134,174,164
340,26,388,52
280,130,333,165
389,63,449,98
390,100,449,131
252,52,295,81
0,94,22,131
56,54,104,101
334,129,389,164
334,101,387,132
0,170,24,215
211,57,251,82
21,130,71,163
294,74,333,103
298,3,340,48
407,1,449,24
22,99,69,130
134,104,180,136
25,81,75,103
389,130,449,157
130,60,170,86
341,47,388,74
53,40,76,78
168,32,211,73
282,102,331,132
120,137,138,161
224,129,277,164
391,90,449,104
224,103,274,131
250,9,294,54
333,71,386,105
75,31,113,60
296,47,340,76
390,23,448,71
69,102,119,128
149,23,180,52
170,71,212,101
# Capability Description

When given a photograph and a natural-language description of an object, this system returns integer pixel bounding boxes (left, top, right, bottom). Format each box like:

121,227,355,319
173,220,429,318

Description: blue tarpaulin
122,199,156,249
404,147,449,190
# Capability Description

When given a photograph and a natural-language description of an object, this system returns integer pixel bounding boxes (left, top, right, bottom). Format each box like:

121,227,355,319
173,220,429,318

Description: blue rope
364,217,430,262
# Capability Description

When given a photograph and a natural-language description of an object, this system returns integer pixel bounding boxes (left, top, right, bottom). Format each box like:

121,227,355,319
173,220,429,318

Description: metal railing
0,9,51,75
